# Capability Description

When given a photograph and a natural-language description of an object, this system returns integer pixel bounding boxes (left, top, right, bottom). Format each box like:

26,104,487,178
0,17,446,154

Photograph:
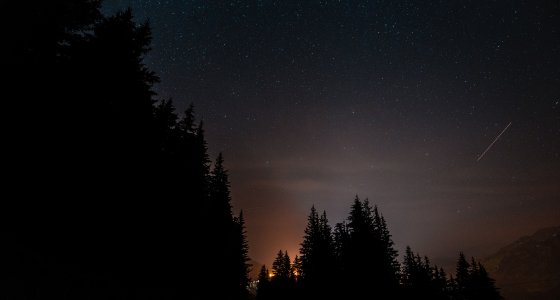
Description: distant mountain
482,226,560,300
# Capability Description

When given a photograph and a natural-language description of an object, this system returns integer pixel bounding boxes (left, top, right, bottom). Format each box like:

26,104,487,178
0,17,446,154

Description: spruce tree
194,121,211,199
179,103,196,136
299,205,319,280
344,196,373,298
401,246,436,298
211,153,234,223
453,253,502,300
270,250,295,299
233,211,251,299
475,263,502,300
299,206,335,297
432,266,449,300
333,221,349,260
456,252,471,297
6,2,257,299
402,246,417,290
343,196,400,298
207,153,253,299
257,265,271,300
373,206,400,288
292,255,302,281
272,250,292,280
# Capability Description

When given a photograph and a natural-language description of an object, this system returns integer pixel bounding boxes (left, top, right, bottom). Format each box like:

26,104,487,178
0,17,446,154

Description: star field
104,0,560,267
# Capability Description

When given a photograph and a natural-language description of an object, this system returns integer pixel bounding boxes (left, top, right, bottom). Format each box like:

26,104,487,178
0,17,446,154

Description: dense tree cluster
257,197,501,300
3,2,503,300
3,1,249,299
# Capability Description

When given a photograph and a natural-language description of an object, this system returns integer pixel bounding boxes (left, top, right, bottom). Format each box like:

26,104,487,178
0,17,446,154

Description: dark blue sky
104,0,560,268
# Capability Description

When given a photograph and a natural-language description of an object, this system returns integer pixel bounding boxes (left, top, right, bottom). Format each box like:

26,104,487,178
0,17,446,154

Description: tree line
3,1,248,299
256,198,502,300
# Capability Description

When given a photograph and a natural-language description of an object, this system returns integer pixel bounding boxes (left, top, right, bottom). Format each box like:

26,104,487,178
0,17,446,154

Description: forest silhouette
257,199,502,300
3,1,500,299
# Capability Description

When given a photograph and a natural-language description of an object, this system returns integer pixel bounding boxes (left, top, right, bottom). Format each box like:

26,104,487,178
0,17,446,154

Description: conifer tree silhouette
4,2,253,299
342,196,401,298
453,252,502,300
269,250,296,300
299,206,336,298
233,211,252,300
456,251,472,298
257,265,271,300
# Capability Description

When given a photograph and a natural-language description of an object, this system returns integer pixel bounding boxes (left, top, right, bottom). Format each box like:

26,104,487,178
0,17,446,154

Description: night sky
103,1,560,268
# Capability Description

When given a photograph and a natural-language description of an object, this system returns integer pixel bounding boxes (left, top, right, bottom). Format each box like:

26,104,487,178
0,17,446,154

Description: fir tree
211,153,234,223
343,196,400,298
333,221,349,260
6,2,255,299
401,246,434,298
454,253,502,300
475,263,502,300
456,252,471,297
432,266,449,300
270,250,295,300
233,211,251,300
272,250,292,280
194,120,211,198
373,205,401,288
299,207,336,297
257,265,271,300
292,255,302,281
179,103,196,135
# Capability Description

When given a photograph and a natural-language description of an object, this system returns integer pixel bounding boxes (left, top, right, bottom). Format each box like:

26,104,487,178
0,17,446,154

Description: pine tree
449,274,458,297
206,153,253,299
343,196,400,298
270,250,295,299
456,252,471,298
475,263,502,300
402,246,416,289
179,103,196,136
374,206,401,288
5,2,217,299
470,257,479,277
211,153,234,223
344,196,374,298
299,206,335,297
453,253,501,300
154,99,178,149
299,205,319,280
233,211,251,299
347,196,369,237
333,221,349,260
292,255,302,281
283,251,292,279
401,246,435,298
272,250,292,280
432,266,449,300
194,120,211,198
6,2,259,299
88,9,158,134
174,105,203,196
257,265,271,300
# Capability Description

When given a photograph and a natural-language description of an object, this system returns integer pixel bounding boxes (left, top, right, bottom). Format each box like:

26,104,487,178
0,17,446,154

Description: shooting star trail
477,122,512,162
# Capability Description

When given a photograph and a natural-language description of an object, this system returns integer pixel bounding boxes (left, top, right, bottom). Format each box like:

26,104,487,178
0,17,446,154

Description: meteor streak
477,122,512,162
